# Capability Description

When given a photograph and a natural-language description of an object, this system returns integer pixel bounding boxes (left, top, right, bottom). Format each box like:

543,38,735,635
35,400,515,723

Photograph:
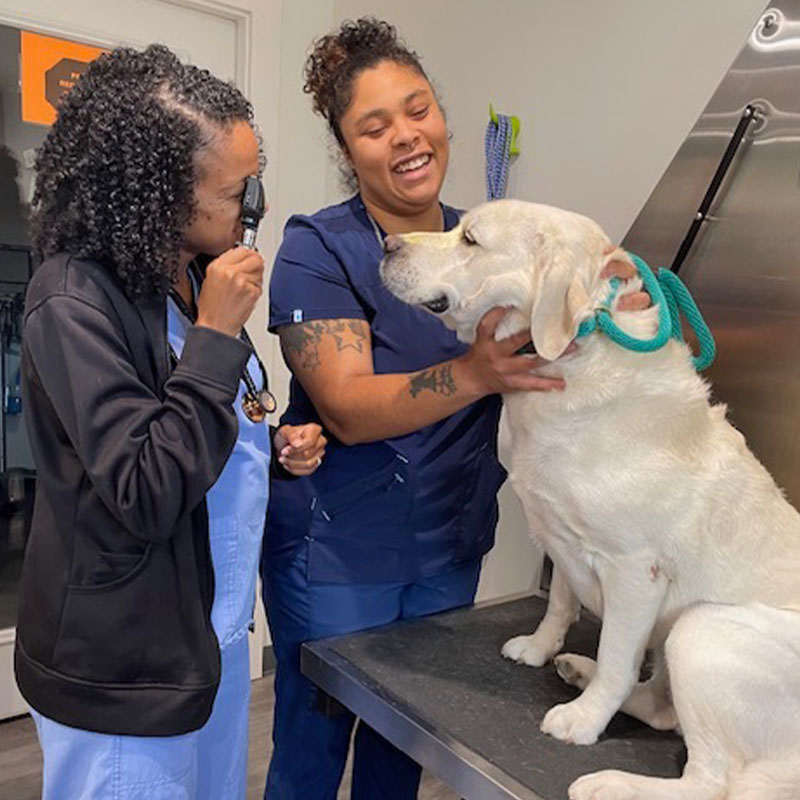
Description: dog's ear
530,241,593,360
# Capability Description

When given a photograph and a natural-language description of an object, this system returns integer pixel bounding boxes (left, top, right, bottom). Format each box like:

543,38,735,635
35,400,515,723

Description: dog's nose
383,235,403,253
423,294,450,314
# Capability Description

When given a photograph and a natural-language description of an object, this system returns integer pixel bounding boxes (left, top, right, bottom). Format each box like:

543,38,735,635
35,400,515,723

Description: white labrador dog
380,199,800,800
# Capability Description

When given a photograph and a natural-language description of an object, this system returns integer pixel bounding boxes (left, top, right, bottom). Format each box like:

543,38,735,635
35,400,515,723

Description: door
0,0,273,720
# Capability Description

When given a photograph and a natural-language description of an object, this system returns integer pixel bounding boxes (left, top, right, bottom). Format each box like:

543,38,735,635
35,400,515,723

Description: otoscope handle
242,228,258,249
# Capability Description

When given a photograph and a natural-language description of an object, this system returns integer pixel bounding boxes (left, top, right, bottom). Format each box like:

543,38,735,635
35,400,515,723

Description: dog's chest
502,395,643,548
503,395,622,484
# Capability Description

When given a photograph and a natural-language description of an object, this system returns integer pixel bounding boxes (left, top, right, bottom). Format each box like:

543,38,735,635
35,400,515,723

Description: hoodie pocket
69,546,152,593
52,545,152,681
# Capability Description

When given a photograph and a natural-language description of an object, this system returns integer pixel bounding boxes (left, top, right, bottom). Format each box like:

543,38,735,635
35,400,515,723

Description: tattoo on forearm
281,320,368,372
408,365,457,398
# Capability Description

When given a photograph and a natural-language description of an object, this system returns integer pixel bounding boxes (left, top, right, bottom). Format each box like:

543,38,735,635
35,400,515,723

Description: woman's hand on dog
602,252,651,311
460,253,648,398
460,307,567,395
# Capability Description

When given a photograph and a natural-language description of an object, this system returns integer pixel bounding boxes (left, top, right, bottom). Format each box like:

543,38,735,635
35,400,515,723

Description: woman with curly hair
15,44,324,799
262,18,647,799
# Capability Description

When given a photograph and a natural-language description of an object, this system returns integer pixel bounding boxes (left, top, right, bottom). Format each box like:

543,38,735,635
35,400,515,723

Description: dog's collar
576,254,716,372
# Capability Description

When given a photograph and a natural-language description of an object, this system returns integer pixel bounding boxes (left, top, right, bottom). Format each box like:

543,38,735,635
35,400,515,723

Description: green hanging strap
575,253,716,371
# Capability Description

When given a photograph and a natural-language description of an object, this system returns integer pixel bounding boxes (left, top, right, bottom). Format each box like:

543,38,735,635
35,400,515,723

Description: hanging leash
576,254,716,371
485,104,521,200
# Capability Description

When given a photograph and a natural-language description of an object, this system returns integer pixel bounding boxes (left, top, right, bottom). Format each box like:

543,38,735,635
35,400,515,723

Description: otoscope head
241,176,266,248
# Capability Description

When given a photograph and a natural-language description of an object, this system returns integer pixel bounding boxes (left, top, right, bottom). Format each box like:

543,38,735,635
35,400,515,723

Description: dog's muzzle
380,239,451,315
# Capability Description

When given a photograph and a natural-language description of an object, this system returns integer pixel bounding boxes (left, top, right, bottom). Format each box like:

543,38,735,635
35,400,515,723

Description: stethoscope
167,272,276,423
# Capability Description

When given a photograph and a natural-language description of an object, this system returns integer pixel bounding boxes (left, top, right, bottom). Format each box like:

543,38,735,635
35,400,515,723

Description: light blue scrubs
33,297,271,800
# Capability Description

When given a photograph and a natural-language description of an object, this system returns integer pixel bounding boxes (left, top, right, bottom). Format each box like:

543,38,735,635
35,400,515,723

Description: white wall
266,0,334,390
328,0,767,237
280,0,769,602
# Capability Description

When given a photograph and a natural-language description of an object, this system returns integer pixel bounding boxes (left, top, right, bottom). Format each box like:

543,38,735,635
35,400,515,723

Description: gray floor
0,675,459,800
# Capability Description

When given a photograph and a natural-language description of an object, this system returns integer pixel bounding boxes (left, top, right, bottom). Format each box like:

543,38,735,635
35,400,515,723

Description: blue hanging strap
576,254,716,371
485,114,510,200
485,104,521,201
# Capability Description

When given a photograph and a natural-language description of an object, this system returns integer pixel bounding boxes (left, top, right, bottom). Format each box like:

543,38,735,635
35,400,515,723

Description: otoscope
241,175,266,249
236,175,277,416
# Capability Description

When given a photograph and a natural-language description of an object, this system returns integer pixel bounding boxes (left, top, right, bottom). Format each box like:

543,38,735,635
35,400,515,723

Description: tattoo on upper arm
281,323,324,370
281,320,368,372
330,320,368,353
408,365,457,398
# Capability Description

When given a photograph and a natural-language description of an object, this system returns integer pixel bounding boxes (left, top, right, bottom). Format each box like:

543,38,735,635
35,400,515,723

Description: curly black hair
304,18,428,146
31,44,259,297
304,18,439,189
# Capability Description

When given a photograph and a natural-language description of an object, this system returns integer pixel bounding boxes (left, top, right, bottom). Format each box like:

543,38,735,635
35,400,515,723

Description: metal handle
669,104,759,273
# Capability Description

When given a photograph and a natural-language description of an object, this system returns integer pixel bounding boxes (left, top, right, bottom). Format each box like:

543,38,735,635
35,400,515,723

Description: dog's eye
463,230,478,246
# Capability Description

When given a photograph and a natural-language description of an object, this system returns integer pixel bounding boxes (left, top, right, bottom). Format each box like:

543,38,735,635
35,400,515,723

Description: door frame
0,0,252,94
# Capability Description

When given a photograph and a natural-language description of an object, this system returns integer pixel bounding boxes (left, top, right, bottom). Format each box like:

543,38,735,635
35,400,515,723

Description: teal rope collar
576,254,716,371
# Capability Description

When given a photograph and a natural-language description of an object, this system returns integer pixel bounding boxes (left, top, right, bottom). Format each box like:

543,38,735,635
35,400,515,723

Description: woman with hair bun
15,43,325,799
263,17,646,800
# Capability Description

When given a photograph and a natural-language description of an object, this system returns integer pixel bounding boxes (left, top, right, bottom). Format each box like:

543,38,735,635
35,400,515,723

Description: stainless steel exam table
302,594,684,800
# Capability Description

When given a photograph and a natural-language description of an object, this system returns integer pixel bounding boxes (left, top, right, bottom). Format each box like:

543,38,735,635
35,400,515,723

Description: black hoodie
15,253,251,736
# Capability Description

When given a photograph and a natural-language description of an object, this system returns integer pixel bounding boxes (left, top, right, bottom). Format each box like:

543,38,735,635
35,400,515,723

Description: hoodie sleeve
23,293,251,542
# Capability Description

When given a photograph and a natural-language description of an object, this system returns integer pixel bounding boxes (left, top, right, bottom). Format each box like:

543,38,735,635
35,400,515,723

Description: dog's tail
728,759,800,800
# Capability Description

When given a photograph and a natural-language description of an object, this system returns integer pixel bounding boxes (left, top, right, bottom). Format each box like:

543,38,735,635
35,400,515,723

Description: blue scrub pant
32,633,250,800
262,542,481,800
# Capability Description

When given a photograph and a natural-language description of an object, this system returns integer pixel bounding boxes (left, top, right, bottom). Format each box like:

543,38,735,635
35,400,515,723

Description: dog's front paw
555,653,596,690
540,698,606,745
568,770,641,800
501,633,559,667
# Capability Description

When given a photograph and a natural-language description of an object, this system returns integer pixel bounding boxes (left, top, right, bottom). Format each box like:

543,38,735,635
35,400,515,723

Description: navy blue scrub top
267,195,505,584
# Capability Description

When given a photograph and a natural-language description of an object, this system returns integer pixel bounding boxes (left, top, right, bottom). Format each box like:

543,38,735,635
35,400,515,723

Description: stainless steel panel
623,1,800,506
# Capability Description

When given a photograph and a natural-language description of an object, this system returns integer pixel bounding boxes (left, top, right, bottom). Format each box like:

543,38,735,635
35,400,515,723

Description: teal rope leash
576,254,716,371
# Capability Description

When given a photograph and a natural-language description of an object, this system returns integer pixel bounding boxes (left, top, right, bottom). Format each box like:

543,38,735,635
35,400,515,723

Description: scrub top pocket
306,453,414,583
453,445,507,561
209,511,264,648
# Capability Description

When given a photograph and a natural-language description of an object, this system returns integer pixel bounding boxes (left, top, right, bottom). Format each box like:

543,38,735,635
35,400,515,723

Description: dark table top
302,594,685,800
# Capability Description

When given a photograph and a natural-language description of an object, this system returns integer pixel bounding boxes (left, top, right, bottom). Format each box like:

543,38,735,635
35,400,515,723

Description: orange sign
21,31,106,126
